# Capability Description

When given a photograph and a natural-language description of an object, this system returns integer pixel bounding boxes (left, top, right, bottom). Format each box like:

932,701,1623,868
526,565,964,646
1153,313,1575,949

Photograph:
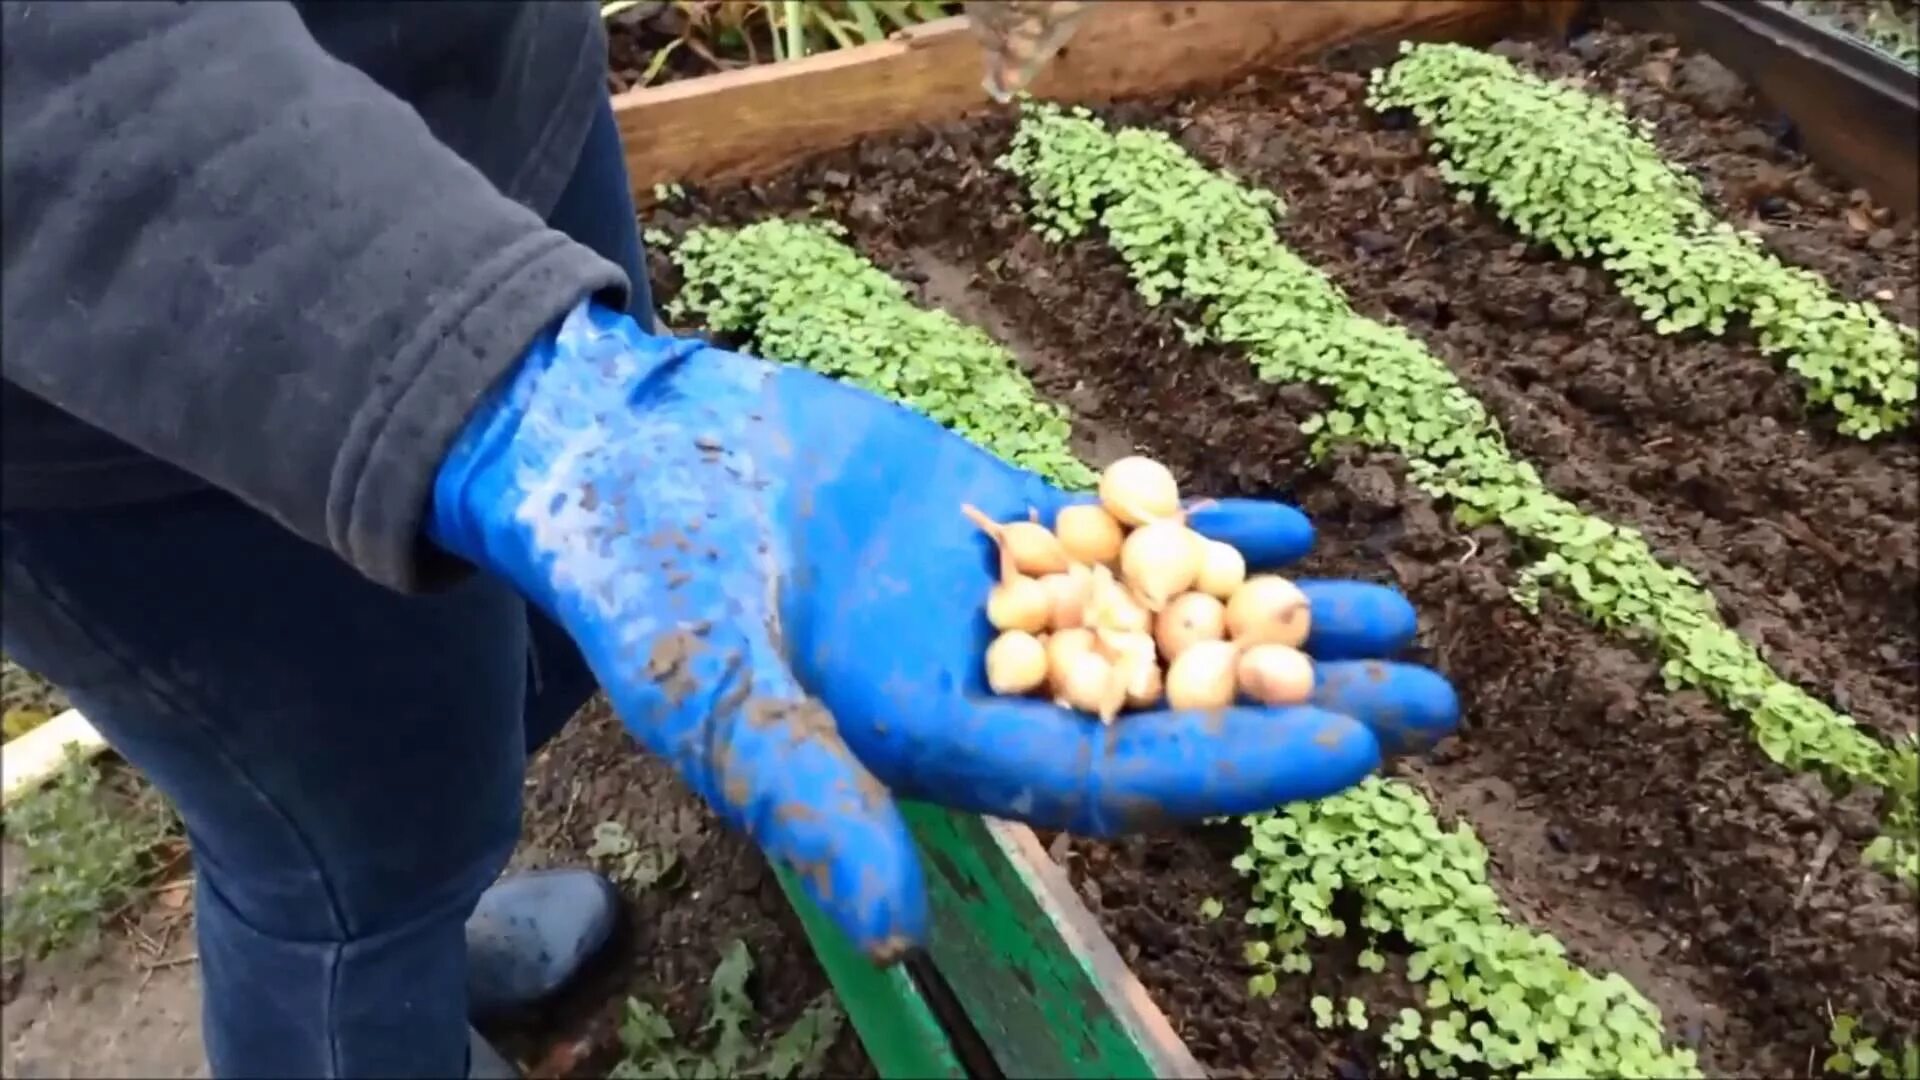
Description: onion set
973,454,1319,722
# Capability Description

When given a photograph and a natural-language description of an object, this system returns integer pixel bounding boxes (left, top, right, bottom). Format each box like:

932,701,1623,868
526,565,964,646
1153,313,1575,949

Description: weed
1826,1011,1920,1079
588,819,684,892
2,749,178,963
2,655,67,740
610,938,843,1078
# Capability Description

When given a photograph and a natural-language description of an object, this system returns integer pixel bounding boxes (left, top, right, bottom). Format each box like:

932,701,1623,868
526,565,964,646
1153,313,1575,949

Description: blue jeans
0,98,651,1077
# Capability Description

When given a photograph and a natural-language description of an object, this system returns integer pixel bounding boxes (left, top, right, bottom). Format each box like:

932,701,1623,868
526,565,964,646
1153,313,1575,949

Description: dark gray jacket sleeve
0,1,629,591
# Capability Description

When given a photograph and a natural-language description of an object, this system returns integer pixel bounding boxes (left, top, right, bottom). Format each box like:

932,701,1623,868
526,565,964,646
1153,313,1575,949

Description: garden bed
637,17,1918,1079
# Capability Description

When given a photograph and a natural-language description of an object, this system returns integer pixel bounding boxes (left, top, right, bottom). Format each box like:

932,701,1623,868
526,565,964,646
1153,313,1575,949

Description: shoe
468,1027,520,1079
466,869,619,1017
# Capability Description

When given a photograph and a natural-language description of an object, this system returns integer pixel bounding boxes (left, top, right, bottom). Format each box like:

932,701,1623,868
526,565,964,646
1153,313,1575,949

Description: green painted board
771,865,968,1079
903,803,1206,1079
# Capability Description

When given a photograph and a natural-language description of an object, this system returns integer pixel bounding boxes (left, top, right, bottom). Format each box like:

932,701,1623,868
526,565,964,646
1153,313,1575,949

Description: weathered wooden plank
615,1,1574,202
1594,0,1919,220
903,802,1205,1078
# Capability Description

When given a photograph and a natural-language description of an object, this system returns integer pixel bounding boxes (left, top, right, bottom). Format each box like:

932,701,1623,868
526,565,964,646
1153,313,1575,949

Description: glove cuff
425,300,703,587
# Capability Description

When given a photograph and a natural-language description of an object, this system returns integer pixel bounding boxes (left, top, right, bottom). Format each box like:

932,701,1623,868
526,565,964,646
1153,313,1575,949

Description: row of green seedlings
1367,42,1918,440
662,217,1697,1079
997,100,1918,892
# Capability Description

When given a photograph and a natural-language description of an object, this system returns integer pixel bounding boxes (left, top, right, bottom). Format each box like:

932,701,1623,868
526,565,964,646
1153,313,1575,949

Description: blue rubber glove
428,301,1459,962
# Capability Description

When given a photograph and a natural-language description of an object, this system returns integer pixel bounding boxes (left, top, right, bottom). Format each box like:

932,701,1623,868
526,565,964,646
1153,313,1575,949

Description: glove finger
1044,494,1316,569
1183,498,1316,569
1298,579,1421,659
638,642,929,965
1309,660,1459,757
713,699,928,963
874,694,1380,835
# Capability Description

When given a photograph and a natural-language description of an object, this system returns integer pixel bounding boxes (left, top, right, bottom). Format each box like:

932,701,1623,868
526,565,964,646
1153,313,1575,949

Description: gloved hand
429,301,1459,962
965,1,1093,102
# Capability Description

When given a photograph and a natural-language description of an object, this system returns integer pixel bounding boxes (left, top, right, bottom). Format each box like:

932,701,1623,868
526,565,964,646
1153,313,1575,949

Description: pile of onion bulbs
969,455,1315,722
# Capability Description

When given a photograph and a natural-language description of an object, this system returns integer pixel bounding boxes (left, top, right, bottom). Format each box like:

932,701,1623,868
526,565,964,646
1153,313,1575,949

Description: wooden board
2,709,109,807
902,803,1205,1078
614,0,1577,202
1593,0,1918,220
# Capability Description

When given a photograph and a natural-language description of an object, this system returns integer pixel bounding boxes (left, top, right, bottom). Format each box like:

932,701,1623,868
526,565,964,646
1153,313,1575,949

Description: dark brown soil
486,700,875,1078
644,22,1920,1080
603,4,961,95
603,3,771,94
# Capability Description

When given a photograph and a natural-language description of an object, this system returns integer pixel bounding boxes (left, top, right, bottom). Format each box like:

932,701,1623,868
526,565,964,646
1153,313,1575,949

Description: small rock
1790,174,1834,209
1831,784,1882,841
1351,229,1399,256
1868,228,1896,251
1674,53,1748,116
847,193,887,227
1756,194,1793,220
1547,292,1590,326
1569,33,1607,64
1340,464,1401,514
1728,128,1776,155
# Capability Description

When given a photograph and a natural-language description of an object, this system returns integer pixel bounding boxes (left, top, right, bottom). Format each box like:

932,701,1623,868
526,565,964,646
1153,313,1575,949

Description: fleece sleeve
0,0,629,591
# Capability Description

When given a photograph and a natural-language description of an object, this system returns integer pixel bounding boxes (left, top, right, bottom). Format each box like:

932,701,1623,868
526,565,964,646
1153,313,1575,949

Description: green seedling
589,819,684,892
610,939,843,1079
1367,42,1917,440
996,100,1917,889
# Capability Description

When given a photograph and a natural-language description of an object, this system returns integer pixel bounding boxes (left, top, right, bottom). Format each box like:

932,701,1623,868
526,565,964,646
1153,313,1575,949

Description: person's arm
0,0,625,590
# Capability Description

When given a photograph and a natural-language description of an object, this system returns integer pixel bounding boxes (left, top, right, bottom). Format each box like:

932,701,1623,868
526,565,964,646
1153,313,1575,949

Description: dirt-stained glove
427,300,1460,963
965,0,1093,101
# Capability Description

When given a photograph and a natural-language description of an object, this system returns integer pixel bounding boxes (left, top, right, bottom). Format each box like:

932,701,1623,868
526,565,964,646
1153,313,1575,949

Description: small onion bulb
1098,630,1163,715
985,630,1048,695
1055,504,1124,565
1051,648,1116,715
1120,519,1205,611
1225,575,1312,648
1154,591,1226,661
1038,564,1093,630
1164,640,1239,711
1098,456,1181,527
986,575,1051,633
1237,644,1316,706
1046,627,1098,680
962,503,1070,576
1086,565,1151,634
1195,540,1247,599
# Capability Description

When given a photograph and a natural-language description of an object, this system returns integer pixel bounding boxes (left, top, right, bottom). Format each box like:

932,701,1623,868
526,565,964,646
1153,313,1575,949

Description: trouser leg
1,493,532,1077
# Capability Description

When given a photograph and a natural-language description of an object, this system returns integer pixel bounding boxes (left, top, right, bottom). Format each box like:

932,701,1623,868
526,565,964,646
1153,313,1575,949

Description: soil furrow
644,77,1919,1072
